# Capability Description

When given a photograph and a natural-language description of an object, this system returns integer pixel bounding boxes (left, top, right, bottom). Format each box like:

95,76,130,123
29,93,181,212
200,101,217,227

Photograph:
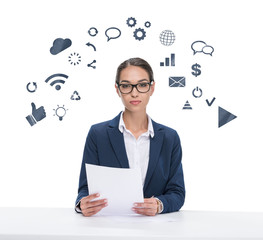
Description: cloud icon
50,38,72,55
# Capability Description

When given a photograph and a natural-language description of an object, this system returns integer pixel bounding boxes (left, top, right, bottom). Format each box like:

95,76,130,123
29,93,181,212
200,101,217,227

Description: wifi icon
45,73,68,91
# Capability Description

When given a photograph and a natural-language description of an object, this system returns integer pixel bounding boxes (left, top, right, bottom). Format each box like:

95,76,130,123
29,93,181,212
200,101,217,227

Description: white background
0,0,262,212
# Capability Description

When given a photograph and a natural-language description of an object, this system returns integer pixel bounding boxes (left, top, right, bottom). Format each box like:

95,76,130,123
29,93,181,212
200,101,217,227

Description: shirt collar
118,111,154,138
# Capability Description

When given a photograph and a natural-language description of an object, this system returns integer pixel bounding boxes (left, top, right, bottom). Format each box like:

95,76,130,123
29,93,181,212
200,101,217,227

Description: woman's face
115,65,155,113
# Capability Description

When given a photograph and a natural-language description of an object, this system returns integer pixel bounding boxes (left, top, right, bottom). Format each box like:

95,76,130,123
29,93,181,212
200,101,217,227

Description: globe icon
159,30,175,46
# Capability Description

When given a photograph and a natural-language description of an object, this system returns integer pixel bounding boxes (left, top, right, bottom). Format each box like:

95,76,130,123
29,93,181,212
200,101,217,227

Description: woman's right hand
80,193,108,217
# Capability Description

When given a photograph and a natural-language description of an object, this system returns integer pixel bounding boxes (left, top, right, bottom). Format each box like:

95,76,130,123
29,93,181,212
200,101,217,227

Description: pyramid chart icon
183,100,192,110
218,107,237,128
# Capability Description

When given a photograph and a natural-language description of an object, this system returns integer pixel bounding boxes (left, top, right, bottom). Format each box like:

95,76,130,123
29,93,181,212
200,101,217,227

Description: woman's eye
122,84,131,88
139,83,148,87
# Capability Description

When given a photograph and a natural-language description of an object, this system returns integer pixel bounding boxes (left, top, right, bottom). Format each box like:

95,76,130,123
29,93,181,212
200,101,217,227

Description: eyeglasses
117,81,153,94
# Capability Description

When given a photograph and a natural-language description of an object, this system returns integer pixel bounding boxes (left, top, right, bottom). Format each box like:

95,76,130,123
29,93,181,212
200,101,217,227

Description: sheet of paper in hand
86,164,144,215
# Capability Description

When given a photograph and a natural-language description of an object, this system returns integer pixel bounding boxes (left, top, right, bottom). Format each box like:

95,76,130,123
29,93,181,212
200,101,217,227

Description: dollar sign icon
191,63,201,77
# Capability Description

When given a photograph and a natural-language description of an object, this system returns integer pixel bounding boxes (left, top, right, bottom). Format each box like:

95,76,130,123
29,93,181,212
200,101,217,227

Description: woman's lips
130,100,141,105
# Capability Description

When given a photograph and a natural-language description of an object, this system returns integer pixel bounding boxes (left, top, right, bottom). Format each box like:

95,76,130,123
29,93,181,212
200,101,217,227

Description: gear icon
126,17,137,27
133,28,146,41
145,21,151,28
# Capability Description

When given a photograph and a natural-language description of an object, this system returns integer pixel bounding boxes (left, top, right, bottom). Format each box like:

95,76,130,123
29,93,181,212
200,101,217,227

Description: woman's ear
150,81,155,96
115,84,121,97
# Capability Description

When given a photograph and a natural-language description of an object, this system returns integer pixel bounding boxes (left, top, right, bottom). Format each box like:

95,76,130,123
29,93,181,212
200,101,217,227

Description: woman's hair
115,58,154,84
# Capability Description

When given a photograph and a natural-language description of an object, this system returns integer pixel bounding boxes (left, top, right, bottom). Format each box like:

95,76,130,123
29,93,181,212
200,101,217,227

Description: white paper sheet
86,164,144,216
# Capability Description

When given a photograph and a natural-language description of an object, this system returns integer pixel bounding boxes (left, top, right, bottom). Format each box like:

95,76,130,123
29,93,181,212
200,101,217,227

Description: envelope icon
169,77,185,87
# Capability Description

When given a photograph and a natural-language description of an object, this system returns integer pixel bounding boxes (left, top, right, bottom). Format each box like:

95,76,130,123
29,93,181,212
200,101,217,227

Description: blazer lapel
107,113,129,168
143,121,164,192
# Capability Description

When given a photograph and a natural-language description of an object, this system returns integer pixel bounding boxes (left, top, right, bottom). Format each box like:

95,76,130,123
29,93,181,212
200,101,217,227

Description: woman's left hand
132,198,158,216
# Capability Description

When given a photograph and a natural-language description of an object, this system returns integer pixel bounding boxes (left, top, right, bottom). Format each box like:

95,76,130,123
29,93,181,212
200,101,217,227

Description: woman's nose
130,86,139,97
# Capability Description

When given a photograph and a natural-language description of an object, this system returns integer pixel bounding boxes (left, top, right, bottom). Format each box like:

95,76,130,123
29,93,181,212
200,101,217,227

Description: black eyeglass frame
117,81,154,94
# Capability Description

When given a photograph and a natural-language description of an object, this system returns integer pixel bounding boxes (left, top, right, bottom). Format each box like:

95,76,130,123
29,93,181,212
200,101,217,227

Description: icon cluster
25,23,123,126
126,17,151,41
163,36,236,127
25,18,149,127
25,17,236,128
26,71,73,126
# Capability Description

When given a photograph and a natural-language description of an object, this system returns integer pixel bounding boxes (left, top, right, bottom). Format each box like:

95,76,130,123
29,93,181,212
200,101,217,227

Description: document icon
169,77,185,87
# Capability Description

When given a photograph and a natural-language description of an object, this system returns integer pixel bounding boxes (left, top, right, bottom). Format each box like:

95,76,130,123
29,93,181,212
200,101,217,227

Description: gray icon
126,17,137,27
86,42,96,51
50,38,72,55
145,21,151,28
169,77,185,87
88,27,98,37
183,101,192,110
192,87,203,98
71,91,81,100
191,63,201,77
218,107,237,128
160,30,175,46
133,28,146,41
206,97,216,106
105,27,121,41
53,105,68,121
160,53,175,67
87,60,96,69
191,40,214,56
68,52,81,66
26,102,46,126
45,73,68,91
26,82,37,93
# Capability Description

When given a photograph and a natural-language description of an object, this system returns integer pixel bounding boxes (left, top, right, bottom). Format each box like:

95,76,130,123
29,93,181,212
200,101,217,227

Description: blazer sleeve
157,132,185,213
75,126,99,206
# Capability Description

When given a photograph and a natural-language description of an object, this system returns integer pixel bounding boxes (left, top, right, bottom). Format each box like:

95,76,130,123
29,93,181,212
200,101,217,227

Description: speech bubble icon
191,40,207,55
105,27,121,41
202,45,214,56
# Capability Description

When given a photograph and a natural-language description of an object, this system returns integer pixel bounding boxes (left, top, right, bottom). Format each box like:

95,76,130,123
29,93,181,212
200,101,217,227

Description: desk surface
0,208,263,239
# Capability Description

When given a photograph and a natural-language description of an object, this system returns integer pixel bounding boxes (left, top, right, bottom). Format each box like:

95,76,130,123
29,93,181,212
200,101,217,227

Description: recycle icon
70,91,81,100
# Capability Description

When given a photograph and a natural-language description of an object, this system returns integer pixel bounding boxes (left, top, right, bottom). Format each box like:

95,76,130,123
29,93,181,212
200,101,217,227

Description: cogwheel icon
126,17,137,27
145,21,151,28
133,28,146,41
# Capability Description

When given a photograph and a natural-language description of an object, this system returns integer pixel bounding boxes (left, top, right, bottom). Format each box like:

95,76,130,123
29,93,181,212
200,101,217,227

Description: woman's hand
80,193,108,217
132,198,158,216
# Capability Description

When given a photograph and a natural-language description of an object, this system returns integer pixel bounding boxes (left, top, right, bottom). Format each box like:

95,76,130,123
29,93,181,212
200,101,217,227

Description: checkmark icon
206,97,216,106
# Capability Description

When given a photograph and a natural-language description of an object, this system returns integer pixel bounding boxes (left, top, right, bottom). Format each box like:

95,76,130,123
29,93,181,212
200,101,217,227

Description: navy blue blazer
76,113,185,213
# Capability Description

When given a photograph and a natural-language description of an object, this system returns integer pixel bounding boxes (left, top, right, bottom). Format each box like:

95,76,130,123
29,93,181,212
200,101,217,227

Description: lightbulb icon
53,105,68,121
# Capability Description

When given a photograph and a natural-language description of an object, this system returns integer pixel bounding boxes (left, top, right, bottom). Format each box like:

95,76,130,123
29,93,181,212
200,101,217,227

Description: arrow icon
218,107,237,128
86,42,96,51
26,82,37,93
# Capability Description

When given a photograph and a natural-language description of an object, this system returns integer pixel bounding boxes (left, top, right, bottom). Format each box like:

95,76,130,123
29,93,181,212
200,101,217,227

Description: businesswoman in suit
76,58,185,216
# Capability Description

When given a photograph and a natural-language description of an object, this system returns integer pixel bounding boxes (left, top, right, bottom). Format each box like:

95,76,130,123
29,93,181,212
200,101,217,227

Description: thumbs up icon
26,102,46,126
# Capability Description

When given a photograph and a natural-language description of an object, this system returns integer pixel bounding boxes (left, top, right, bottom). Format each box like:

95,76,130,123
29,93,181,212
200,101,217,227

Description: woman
75,58,185,216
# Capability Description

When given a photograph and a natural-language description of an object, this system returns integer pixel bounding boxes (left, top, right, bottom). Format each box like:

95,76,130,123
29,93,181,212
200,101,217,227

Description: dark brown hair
115,58,154,84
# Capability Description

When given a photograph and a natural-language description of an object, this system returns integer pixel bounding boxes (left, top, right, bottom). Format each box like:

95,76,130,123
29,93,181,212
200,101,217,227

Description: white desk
0,208,263,239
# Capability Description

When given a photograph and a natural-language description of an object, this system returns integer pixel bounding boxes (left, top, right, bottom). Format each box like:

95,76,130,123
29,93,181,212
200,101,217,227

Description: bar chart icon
160,53,175,67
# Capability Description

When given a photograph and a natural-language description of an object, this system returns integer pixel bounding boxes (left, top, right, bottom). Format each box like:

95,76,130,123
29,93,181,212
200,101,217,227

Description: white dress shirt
118,112,154,186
